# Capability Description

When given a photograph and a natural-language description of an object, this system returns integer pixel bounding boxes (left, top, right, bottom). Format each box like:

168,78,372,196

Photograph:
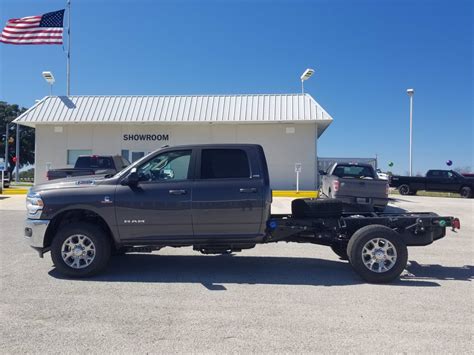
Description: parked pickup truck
24,144,460,283
46,155,129,180
390,170,474,198
320,162,389,211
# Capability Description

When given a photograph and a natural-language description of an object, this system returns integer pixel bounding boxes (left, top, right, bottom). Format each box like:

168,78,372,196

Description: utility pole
407,89,415,176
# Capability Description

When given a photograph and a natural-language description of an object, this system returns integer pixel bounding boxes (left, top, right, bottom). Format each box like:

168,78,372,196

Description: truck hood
29,174,110,194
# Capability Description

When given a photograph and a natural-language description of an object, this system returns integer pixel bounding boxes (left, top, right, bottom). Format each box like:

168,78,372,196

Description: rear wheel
347,225,408,283
51,222,111,277
398,184,410,195
460,186,472,198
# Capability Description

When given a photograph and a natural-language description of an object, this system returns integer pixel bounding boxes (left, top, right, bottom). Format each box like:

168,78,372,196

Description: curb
1,189,29,195
273,190,318,198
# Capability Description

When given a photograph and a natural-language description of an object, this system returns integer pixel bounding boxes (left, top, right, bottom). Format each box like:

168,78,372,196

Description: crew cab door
114,149,194,241
192,147,265,239
426,170,460,192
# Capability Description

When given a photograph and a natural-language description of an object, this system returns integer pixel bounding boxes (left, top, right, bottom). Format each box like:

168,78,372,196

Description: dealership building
14,94,334,188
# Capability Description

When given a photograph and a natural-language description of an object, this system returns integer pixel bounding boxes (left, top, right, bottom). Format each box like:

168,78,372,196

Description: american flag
0,9,64,45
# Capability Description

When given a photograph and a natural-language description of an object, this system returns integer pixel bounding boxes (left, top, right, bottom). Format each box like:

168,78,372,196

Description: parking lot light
300,68,315,94
407,88,415,176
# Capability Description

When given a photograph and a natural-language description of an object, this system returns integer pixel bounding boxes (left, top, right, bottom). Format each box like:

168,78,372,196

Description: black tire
347,225,408,283
398,184,410,195
292,198,343,218
51,222,111,278
330,243,349,260
460,186,472,198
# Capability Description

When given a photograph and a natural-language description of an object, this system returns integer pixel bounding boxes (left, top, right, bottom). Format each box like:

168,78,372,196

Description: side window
137,150,191,182
201,149,250,179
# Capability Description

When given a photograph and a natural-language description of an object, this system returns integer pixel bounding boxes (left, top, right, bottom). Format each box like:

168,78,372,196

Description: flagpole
66,0,71,96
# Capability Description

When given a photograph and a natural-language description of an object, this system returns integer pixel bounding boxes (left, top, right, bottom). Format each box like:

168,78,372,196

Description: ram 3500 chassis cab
24,144,460,283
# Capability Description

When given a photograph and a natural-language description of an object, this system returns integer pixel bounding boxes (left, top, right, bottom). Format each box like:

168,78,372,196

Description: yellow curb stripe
272,190,318,198
1,189,29,195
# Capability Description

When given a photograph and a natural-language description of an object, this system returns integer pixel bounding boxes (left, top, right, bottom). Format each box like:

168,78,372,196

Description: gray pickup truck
320,162,389,212
24,144,459,283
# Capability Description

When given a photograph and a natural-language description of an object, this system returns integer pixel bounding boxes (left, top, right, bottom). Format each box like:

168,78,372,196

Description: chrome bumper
24,219,49,249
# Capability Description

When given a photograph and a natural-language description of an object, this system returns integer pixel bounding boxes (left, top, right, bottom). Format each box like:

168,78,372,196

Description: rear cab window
332,165,375,179
200,149,251,179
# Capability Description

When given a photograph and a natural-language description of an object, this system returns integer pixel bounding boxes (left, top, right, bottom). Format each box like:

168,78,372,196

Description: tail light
453,218,461,230
332,180,340,192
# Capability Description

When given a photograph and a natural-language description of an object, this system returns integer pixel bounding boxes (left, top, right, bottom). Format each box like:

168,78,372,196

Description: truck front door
192,147,265,239
115,149,194,241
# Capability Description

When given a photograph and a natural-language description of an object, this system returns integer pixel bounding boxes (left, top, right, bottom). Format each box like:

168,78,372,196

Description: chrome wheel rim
61,234,96,269
361,238,397,273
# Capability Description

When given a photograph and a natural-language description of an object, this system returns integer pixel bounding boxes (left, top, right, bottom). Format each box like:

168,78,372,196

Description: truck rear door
192,147,265,239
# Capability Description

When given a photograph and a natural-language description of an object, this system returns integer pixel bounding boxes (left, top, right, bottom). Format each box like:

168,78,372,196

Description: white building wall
35,123,317,189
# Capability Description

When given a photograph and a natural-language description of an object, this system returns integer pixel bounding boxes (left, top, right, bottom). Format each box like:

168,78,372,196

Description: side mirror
121,169,139,186
319,170,326,175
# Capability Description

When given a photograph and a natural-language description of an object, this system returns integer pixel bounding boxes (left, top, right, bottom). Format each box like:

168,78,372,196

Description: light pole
300,68,315,94
407,88,415,176
42,71,55,96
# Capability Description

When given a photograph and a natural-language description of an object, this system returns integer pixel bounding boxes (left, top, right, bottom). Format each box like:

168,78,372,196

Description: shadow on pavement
405,261,473,281
49,254,440,288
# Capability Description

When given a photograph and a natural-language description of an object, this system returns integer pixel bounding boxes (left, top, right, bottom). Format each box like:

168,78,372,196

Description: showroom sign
123,134,169,141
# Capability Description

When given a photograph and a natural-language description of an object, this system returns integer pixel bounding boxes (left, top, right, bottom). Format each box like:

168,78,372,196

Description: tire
330,243,349,260
460,186,472,198
398,184,410,195
347,225,408,283
51,222,111,278
292,198,343,218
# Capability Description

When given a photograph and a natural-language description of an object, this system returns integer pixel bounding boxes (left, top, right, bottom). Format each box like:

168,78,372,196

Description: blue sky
1,0,472,174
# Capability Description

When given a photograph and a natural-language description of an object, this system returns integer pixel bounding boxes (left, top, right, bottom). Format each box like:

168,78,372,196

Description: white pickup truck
320,162,389,212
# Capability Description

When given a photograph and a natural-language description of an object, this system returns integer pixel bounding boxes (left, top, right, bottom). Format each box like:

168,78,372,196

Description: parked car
320,162,389,211
47,155,129,180
390,170,474,198
23,144,460,283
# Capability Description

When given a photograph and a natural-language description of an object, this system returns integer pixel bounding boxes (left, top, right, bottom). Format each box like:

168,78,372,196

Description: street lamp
300,68,315,94
407,88,415,176
42,71,55,96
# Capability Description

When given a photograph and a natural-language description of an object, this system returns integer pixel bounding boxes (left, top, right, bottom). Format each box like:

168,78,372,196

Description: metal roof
14,94,333,134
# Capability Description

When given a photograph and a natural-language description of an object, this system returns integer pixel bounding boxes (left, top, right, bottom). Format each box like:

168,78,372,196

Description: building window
67,149,92,165
201,149,250,179
121,149,129,161
131,151,145,162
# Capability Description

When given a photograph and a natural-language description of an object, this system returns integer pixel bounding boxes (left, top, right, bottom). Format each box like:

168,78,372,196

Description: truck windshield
333,165,374,179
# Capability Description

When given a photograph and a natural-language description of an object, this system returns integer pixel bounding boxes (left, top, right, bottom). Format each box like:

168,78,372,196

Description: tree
0,101,34,176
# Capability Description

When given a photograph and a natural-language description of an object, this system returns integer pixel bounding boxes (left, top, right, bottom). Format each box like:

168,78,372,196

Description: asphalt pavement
0,195,472,353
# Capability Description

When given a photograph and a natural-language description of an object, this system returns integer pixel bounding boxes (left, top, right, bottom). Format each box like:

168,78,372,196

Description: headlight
26,193,44,219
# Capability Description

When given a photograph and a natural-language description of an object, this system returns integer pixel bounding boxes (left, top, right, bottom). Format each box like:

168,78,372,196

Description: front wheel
347,225,408,283
51,222,111,277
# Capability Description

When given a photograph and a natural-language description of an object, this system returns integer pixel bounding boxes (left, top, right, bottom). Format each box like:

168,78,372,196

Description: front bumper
24,219,49,252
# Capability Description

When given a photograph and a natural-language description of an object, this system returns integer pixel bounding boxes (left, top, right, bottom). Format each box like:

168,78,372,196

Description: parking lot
0,195,472,353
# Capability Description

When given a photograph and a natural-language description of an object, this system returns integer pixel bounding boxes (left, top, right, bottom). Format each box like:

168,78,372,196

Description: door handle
169,189,187,195
240,188,257,193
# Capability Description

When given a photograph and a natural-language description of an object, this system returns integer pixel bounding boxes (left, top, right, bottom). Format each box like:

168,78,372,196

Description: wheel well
44,209,116,249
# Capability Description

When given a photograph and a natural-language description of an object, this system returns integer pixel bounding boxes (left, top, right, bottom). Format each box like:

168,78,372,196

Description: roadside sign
0,161,5,171
295,163,302,173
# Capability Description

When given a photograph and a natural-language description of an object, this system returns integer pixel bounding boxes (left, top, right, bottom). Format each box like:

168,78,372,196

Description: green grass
389,190,461,198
